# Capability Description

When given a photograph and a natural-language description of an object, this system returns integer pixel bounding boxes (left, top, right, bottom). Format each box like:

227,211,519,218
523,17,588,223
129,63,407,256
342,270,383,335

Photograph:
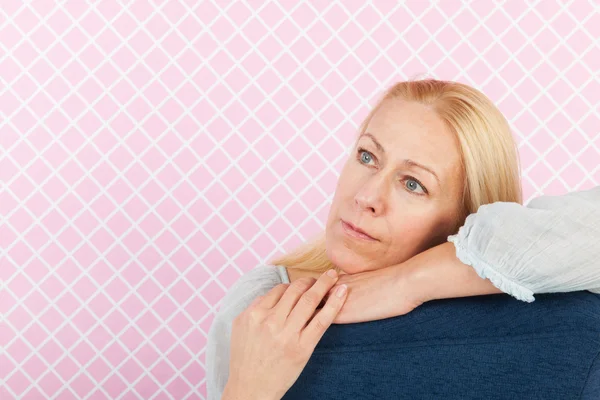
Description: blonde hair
268,78,523,275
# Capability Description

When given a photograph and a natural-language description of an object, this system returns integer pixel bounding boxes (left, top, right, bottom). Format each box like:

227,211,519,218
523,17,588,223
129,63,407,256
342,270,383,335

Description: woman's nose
354,178,387,215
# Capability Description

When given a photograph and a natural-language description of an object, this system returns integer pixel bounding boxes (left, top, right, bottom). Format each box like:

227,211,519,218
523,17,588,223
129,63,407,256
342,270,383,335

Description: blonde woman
206,79,600,400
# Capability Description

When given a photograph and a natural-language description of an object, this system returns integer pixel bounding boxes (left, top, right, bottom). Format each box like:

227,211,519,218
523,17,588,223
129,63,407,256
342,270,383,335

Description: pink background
1,0,599,398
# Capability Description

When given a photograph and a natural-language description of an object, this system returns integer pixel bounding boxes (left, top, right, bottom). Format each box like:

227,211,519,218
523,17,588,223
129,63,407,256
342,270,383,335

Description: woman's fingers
284,269,340,333
254,283,289,309
300,283,348,348
272,277,317,322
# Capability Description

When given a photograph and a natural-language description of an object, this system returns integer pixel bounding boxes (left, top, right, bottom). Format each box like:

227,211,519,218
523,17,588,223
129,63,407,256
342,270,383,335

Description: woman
206,79,600,400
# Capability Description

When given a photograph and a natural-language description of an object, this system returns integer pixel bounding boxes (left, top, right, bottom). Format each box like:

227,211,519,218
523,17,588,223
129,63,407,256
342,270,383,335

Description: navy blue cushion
283,291,600,400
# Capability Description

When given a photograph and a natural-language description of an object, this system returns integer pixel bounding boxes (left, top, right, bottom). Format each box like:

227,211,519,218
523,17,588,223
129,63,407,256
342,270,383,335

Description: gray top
205,265,289,400
205,185,600,399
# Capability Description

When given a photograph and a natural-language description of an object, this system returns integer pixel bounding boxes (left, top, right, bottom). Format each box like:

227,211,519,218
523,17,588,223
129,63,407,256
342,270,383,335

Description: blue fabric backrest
282,291,600,400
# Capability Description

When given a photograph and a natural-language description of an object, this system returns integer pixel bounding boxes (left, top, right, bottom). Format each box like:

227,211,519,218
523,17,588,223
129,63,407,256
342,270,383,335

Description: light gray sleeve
447,185,600,302
205,265,286,400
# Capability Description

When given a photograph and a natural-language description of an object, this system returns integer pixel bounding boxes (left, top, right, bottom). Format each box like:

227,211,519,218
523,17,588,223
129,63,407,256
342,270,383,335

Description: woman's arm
404,241,504,305
408,185,600,305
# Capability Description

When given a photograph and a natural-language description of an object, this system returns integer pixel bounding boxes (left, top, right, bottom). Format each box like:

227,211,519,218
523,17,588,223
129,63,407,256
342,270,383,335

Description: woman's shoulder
207,264,286,399
215,264,289,321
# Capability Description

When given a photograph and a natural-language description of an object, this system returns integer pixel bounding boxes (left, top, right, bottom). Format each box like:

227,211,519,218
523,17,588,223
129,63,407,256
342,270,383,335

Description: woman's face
325,97,465,274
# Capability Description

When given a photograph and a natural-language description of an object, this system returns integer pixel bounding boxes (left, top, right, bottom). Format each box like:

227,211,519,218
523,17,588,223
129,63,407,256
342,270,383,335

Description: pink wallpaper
1,0,599,398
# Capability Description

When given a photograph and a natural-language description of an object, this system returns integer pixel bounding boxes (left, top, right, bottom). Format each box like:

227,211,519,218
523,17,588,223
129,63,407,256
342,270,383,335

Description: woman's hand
322,263,425,324
223,269,348,400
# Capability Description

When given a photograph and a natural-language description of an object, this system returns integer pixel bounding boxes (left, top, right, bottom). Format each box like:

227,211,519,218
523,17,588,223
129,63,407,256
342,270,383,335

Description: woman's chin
326,246,372,275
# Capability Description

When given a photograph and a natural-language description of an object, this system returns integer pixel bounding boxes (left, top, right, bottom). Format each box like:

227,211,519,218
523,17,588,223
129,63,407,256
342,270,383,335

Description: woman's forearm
404,241,504,304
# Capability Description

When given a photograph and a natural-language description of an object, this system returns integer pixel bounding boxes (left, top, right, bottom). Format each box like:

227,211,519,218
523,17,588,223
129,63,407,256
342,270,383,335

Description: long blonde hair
268,78,523,275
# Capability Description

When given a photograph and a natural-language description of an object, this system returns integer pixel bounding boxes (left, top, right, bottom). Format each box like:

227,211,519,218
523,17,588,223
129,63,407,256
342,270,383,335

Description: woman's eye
404,178,427,195
356,147,428,196
357,148,374,165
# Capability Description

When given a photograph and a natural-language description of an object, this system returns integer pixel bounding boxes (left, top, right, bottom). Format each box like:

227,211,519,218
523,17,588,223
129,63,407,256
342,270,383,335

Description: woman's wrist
397,253,435,306
400,241,503,304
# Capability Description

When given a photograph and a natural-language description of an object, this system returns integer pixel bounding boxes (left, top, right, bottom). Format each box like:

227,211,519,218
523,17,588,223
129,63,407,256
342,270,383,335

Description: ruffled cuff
447,233,536,303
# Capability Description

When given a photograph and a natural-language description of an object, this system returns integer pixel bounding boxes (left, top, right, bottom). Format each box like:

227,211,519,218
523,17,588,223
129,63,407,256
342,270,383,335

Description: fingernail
327,269,337,278
335,284,347,298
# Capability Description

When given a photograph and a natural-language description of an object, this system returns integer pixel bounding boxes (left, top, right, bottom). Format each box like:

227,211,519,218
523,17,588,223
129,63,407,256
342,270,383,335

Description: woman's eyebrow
360,132,441,186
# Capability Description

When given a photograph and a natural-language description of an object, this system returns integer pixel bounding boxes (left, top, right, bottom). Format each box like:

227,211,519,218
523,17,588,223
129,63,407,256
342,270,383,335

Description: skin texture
289,97,466,282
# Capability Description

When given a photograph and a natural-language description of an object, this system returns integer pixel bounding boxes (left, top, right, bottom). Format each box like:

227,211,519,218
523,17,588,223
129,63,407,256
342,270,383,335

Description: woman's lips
341,220,377,241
